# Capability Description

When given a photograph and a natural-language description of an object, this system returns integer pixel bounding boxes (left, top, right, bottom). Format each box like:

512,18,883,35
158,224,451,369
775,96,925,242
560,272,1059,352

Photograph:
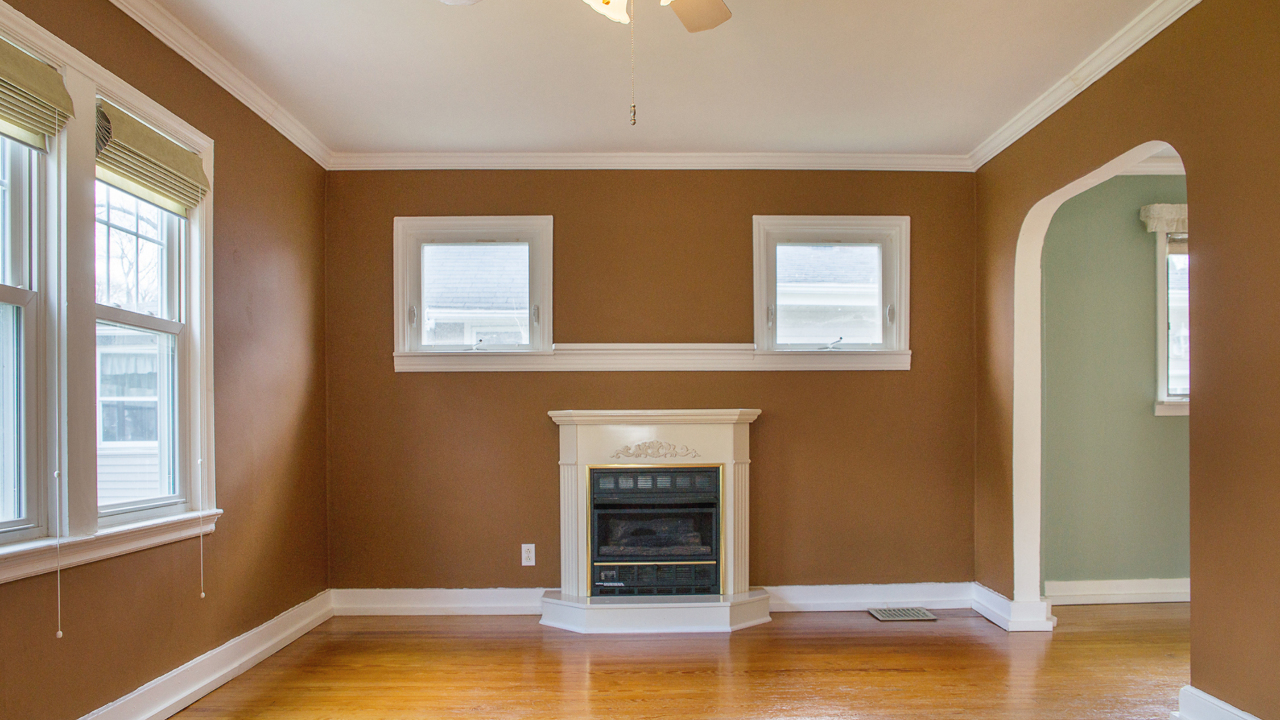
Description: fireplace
591,467,721,596
542,409,771,633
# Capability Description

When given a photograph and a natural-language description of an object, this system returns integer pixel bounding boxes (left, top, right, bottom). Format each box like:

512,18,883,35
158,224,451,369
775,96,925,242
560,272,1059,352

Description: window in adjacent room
394,216,553,355
1142,203,1189,415
753,216,910,354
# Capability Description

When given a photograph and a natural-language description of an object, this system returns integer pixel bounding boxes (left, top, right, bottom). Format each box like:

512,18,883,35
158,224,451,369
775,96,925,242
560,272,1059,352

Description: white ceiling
148,0,1160,159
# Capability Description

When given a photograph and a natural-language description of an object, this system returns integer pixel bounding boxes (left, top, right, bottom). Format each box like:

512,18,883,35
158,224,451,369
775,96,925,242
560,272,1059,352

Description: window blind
0,39,74,151
95,101,209,216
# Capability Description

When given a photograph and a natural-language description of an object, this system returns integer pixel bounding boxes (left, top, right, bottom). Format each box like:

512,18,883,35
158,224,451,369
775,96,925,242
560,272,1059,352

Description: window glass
1167,245,1189,397
96,322,177,507
94,181,177,319
776,243,883,346
0,303,20,523
420,243,530,348
1,137,33,289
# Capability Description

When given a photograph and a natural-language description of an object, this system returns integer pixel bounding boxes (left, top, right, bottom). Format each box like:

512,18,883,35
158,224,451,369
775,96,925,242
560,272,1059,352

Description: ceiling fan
582,0,732,33
438,0,732,33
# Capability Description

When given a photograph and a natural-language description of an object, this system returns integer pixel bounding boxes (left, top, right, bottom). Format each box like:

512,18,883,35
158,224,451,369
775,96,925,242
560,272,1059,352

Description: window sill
394,344,911,372
1155,400,1190,416
0,509,221,585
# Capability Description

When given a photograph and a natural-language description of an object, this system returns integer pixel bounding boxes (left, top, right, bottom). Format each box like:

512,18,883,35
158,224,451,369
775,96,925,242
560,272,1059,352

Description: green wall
1042,174,1189,583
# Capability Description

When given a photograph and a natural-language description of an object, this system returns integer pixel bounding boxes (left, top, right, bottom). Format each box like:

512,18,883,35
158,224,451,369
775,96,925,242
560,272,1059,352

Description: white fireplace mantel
541,409,771,634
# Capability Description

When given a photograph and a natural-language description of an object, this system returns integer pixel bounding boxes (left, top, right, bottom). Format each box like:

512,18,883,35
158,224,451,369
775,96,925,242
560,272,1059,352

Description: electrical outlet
521,544,535,566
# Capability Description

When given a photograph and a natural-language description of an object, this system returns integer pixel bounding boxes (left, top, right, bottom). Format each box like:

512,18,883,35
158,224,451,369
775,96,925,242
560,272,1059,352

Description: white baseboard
1173,686,1262,720
80,590,334,720
971,583,1057,632
765,582,975,612
330,587,549,615
1046,578,1190,605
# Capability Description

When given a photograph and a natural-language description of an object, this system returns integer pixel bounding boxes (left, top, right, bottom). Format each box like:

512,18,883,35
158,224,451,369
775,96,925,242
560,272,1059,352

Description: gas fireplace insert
590,466,721,596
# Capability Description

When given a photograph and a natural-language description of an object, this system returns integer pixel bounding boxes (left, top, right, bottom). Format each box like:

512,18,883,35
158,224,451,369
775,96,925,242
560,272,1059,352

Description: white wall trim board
1172,686,1264,720
394,344,911,373
329,588,549,616
765,583,975,612
971,583,1057,632
97,0,1197,172
1120,156,1187,176
967,0,1201,169
327,151,974,172
1045,578,1190,605
0,511,220,585
79,591,334,720
104,0,331,167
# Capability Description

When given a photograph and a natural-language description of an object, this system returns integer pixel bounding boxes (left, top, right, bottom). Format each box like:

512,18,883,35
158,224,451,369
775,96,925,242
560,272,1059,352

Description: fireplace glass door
590,467,721,596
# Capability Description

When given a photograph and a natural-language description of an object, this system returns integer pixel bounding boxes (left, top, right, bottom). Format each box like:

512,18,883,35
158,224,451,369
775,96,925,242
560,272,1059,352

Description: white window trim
0,9,218,581
1142,204,1189,416
394,215,554,359
753,215,911,367
391,216,912,373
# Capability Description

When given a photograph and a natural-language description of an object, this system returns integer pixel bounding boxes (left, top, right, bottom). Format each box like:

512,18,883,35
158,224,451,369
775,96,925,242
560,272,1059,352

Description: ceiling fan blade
660,0,732,32
581,0,630,25
663,0,731,33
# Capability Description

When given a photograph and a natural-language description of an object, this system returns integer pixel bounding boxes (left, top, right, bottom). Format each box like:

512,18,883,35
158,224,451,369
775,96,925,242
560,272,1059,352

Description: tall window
0,135,36,534
95,181,182,512
754,216,910,356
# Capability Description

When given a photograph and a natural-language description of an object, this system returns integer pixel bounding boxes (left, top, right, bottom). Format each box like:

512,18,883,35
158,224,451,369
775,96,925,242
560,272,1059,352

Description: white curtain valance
0,39,74,151
1141,204,1189,235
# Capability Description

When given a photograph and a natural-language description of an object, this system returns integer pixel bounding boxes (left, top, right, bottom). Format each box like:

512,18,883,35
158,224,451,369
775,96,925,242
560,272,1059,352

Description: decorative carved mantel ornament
611,441,702,459
1141,204,1189,234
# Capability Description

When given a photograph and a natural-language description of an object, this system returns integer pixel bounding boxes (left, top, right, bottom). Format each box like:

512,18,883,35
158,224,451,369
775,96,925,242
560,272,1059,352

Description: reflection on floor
175,602,1189,719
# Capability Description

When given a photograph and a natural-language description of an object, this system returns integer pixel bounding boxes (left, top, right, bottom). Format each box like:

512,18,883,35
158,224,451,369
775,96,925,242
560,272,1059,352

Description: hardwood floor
176,603,1189,719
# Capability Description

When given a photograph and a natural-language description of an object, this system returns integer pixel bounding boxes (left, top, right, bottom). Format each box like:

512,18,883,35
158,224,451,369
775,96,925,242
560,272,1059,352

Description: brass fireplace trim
584,463,726,595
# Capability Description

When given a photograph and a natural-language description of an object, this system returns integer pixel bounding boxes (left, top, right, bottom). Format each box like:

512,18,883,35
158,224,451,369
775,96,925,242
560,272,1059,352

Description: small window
394,217,553,355
754,216,909,354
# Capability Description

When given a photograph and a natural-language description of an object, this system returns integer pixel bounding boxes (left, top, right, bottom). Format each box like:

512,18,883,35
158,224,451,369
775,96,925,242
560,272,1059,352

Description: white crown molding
395,344,912,373
104,0,331,167
328,151,974,172
80,591,333,720
1121,156,1187,175
1044,578,1190,605
1173,686,1264,720
968,0,1201,169
96,0,1195,172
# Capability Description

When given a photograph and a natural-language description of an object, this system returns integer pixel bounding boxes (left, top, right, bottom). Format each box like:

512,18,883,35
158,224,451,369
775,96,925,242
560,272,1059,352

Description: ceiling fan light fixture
581,0,631,25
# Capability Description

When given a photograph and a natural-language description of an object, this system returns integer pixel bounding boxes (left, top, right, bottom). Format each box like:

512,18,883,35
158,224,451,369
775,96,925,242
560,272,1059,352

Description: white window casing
394,216,554,364
753,215,911,369
1141,203,1190,416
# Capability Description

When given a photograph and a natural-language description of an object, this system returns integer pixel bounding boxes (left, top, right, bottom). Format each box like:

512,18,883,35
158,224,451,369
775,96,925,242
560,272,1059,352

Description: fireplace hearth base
540,589,772,634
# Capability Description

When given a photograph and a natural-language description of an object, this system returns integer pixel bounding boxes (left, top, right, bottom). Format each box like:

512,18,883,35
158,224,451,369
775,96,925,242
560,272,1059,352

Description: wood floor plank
175,603,1189,719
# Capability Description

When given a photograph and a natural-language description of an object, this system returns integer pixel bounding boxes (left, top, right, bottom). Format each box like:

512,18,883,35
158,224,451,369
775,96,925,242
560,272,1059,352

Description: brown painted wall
325,170,977,591
0,1,329,719
974,0,1280,715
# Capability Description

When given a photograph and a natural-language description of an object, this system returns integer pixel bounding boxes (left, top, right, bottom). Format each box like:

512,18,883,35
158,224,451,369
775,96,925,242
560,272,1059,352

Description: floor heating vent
869,607,937,622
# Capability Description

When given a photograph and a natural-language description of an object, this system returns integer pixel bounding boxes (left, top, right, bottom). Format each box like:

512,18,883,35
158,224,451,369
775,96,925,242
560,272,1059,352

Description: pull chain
630,0,636,125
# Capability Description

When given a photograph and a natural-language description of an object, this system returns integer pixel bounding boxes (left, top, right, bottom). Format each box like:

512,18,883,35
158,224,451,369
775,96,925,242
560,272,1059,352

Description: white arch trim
1009,141,1178,631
